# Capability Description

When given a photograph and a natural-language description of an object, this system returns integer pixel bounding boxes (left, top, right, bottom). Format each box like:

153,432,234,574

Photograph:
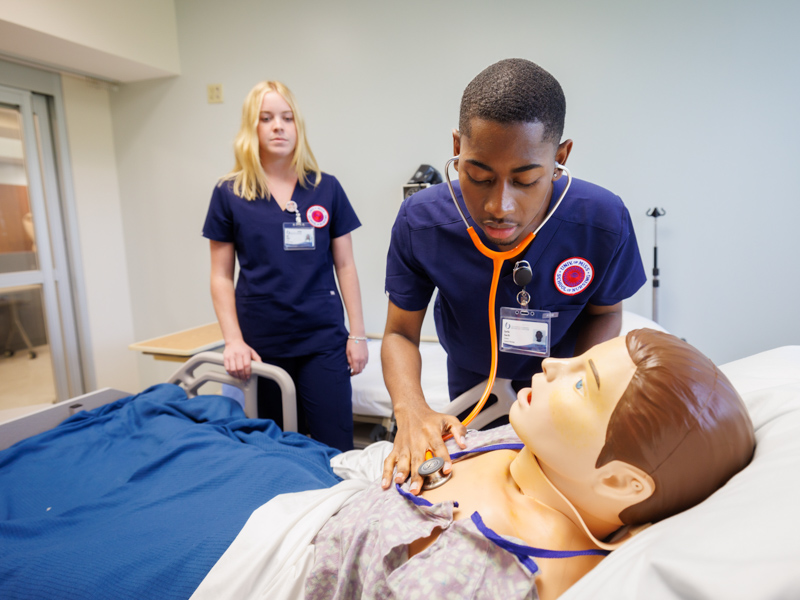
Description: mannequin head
510,329,755,530
598,328,756,525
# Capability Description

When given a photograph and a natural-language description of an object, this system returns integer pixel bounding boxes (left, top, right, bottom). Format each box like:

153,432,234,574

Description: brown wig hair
596,328,755,525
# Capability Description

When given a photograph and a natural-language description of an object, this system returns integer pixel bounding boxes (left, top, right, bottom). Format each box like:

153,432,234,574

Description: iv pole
646,207,666,323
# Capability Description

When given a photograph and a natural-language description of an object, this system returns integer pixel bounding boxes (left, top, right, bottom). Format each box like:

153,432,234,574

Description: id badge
499,307,554,357
283,222,316,250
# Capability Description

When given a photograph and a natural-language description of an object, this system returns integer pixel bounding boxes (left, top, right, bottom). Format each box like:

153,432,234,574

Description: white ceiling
0,18,179,83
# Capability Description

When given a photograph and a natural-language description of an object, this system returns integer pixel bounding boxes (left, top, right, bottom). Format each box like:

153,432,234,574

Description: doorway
0,84,84,419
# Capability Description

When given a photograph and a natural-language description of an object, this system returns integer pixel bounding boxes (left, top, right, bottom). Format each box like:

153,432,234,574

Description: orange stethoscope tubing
432,156,572,446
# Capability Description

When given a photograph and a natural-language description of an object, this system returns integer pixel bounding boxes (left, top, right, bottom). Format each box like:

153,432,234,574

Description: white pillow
562,346,800,600
620,310,667,335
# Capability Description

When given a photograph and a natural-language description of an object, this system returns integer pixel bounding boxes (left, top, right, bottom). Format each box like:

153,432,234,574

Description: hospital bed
2,330,800,598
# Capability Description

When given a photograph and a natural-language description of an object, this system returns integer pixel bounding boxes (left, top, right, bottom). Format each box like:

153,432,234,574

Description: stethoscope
419,155,572,490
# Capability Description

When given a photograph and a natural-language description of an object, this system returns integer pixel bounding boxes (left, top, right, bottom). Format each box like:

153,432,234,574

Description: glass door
0,85,82,416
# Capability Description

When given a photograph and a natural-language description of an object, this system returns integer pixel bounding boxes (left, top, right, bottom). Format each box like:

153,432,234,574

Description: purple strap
471,512,610,574
396,483,459,508
450,442,525,461
396,483,433,506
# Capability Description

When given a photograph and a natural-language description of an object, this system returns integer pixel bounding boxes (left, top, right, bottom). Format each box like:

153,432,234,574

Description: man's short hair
459,58,566,144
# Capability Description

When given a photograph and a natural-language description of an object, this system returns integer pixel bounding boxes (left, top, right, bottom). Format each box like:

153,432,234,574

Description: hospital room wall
101,0,800,387
58,76,141,393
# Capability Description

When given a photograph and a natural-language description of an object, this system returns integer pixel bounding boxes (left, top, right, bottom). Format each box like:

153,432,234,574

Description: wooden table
128,323,224,362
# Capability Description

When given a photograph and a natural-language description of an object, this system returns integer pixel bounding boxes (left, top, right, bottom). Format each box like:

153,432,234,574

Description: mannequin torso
415,448,605,600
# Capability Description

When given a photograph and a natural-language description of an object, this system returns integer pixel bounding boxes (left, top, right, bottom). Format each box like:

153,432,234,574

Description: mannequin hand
346,338,369,375
381,408,467,495
222,340,261,380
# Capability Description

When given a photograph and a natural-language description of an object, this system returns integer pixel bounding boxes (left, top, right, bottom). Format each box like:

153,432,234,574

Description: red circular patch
554,257,594,296
563,266,585,287
306,205,329,228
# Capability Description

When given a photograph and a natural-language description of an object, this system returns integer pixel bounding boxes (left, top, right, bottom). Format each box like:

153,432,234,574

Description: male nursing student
381,59,646,494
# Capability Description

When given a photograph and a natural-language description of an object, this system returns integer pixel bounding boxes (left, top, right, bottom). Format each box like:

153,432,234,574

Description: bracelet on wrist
347,335,368,343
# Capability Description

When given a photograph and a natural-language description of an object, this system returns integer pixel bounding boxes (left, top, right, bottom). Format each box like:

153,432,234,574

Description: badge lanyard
282,200,316,251
499,259,555,357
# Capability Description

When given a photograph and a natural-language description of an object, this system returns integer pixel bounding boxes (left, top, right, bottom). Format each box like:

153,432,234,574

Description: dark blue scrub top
385,177,646,392
203,173,361,356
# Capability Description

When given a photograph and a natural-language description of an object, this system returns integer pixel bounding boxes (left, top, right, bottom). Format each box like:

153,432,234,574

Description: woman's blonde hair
221,80,321,200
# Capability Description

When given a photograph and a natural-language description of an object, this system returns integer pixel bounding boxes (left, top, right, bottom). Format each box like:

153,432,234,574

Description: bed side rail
0,388,131,451
166,351,297,432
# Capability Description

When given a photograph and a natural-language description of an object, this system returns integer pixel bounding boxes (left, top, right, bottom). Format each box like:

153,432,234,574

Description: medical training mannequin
306,329,755,600
203,81,367,451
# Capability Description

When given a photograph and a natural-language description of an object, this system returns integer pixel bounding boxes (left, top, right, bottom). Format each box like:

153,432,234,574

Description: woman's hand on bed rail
381,407,467,495
223,339,262,380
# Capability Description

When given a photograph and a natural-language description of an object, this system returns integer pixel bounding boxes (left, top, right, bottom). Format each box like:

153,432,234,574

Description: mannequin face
509,336,636,485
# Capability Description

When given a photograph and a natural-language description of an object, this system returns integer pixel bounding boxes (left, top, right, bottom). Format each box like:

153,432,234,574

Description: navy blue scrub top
385,177,646,388
203,173,361,356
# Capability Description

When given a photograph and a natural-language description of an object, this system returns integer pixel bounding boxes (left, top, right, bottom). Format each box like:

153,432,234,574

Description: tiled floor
0,344,56,423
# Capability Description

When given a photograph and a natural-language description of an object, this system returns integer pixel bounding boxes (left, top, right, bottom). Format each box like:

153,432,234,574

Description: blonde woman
203,81,367,451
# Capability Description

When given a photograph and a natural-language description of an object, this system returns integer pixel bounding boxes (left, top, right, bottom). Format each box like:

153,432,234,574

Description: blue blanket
0,384,342,600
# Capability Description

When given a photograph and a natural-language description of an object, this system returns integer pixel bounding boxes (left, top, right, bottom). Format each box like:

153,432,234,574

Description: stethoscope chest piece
419,456,452,490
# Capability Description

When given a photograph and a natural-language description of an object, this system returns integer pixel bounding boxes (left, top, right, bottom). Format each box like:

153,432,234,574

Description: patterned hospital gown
305,426,544,599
